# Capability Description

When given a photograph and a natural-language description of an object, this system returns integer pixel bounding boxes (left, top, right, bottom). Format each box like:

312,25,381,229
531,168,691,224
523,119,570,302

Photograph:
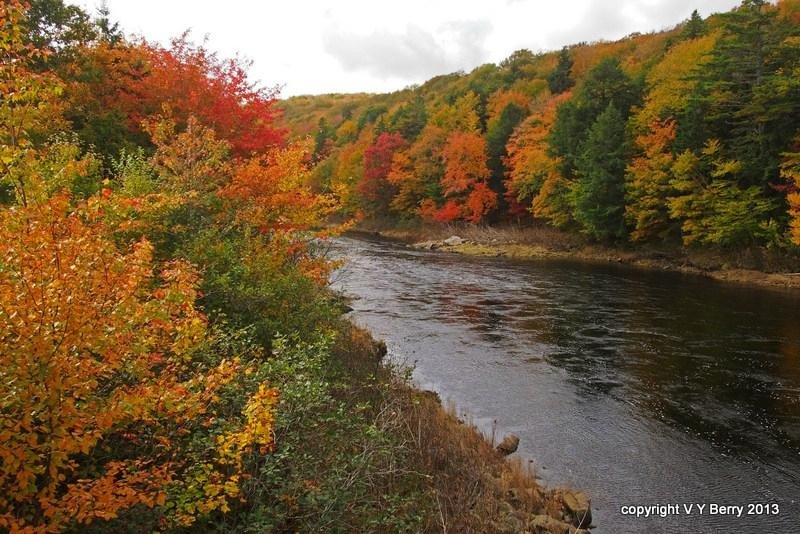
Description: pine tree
389,95,427,140
486,102,527,213
573,103,628,240
698,0,799,188
681,9,706,40
549,57,640,178
547,47,575,94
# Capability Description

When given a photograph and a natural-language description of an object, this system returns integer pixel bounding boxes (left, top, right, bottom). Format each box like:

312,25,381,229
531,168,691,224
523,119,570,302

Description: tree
146,114,231,195
313,117,335,160
486,101,527,213
389,95,427,140
780,134,800,245
0,0,67,205
668,139,775,246
573,103,628,240
129,36,285,156
24,0,97,58
387,125,446,217
549,57,640,178
696,0,800,188
430,91,481,134
359,132,405,214
220,139,336,233
500,48,536,84
625,119,679,241
438,131,497,222
0,192,273,530
504,92,571,221
634,34,717,129
547,47,575,94
681,9,706,40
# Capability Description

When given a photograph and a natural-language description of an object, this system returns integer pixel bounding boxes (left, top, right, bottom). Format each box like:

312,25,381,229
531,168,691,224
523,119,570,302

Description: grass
326,322,589,533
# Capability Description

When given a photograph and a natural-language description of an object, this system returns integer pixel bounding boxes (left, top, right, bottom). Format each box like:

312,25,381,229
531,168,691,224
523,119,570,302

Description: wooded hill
281,0,800,249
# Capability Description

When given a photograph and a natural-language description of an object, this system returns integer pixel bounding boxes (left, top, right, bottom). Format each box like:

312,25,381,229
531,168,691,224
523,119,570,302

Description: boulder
443,235,464,246
496,434,520,456
558,489,592,528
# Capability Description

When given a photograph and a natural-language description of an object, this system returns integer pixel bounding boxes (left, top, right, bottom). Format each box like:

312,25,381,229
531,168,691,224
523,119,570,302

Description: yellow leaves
217,385,279,467
635,33,718,127
0,189,243,530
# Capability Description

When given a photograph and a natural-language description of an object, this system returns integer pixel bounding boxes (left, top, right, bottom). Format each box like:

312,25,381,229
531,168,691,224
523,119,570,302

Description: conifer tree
547,47,575,94
573,103,628,240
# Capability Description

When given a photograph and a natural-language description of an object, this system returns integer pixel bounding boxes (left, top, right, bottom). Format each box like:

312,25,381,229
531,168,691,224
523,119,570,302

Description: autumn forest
288,1,800,248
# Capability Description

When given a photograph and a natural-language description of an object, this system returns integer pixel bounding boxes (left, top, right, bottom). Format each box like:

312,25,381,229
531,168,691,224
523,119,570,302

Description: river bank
352,221,800,292
334,322,593,533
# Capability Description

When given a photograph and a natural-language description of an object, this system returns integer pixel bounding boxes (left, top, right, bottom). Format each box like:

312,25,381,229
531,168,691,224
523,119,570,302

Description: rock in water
496,434,520,455
443,235,464,246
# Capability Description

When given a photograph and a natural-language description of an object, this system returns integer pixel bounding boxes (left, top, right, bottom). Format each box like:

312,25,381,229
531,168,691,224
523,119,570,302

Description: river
328,235,800,533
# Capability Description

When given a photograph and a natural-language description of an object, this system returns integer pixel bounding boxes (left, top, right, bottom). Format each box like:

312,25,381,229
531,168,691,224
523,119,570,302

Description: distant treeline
284,0,800,248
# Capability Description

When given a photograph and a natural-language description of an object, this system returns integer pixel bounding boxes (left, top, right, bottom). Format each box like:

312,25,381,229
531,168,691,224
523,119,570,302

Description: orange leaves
0,189,273,530
781,135,800,245
419,131,498,223
220,139,337,234
625,119,678,241
442,131,490,197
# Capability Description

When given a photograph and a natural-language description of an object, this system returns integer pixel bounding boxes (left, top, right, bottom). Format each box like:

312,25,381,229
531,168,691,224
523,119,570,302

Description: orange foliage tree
625,119,678,241
0,192,276,531
504,92,573,226
437,131,497,222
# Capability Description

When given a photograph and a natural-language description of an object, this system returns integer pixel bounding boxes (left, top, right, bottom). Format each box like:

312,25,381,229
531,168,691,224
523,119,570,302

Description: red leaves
134,36,285,156
359,132,406,211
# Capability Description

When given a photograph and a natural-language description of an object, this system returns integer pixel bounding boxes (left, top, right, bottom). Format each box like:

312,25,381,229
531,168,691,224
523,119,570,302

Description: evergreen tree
681,9,706,40
389,95,427,140
697,0,800,189
314,117,335,159
573,103,629,240
549,57,640,178
486,102,527,213
547,47,575,94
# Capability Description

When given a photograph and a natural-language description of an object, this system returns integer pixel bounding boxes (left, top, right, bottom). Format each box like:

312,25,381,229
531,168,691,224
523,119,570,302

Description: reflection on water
328,236,800,533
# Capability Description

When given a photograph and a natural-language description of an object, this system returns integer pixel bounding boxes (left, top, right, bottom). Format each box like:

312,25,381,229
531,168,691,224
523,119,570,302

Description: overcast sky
70,0,743,97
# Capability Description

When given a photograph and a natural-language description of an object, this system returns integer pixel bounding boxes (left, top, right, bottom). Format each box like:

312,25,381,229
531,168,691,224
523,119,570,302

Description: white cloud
69,0,743,96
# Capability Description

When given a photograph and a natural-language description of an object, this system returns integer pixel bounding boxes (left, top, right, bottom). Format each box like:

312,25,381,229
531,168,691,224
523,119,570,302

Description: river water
328,236,800,533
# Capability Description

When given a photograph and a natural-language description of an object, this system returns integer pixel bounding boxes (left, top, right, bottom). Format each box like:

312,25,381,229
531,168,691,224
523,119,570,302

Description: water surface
328,236,800,533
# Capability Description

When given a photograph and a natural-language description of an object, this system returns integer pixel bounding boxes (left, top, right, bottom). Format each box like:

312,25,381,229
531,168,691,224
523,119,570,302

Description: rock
496,434,520,456
528,514,572,534
443,235,464,246
413,240,439,250
559,489,592,528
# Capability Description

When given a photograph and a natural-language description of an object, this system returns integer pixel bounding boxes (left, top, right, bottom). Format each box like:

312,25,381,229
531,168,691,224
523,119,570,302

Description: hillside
281,1,800,254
